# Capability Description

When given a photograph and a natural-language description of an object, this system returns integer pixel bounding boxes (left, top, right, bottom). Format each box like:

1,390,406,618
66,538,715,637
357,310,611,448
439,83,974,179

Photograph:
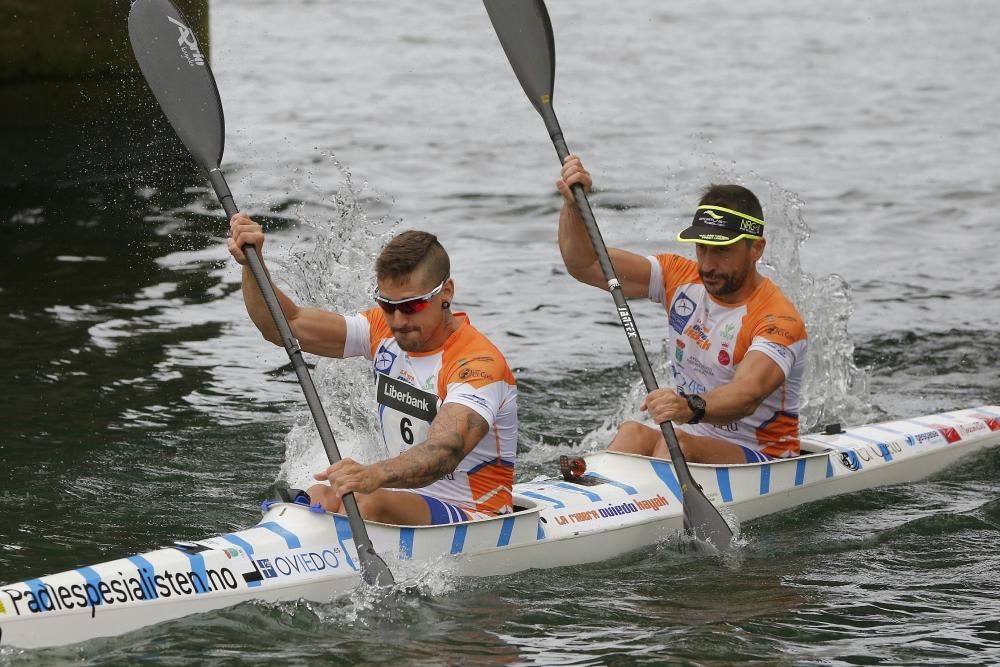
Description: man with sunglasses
228,214,518,525
555,156,808,465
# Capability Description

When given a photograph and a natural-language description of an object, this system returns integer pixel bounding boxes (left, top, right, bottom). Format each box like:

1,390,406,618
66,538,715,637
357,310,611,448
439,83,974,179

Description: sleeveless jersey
648,254,808,457
342,309,518,514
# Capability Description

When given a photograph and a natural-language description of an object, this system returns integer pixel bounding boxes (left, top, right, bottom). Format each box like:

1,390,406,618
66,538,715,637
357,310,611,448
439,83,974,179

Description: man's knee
306,483,339,512
609,421,662,456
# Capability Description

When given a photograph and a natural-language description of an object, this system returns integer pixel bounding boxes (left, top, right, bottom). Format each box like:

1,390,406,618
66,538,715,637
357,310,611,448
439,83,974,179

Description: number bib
376,373,439,455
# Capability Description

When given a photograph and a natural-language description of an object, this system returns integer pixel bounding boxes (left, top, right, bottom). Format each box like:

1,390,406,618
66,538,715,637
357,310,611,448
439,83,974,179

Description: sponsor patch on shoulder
760,340,792,360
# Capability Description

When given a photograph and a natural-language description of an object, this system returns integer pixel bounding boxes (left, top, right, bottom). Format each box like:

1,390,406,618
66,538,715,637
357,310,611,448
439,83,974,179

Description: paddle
127,0,395,586
483,0,733,550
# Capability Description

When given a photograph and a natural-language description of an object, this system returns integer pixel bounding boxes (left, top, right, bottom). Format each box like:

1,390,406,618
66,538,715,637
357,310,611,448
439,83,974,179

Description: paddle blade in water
483,0,556,116
683,484,734,551
128,0,224,172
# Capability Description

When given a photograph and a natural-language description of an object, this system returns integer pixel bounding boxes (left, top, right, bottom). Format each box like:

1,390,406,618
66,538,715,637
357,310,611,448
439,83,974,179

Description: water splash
755,182,873,430
264,157,400,487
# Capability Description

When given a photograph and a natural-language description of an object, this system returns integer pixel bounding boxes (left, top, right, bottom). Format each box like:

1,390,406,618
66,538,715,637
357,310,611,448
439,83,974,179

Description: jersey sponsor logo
377,373,438,422
683,356,717,378
374,345,398,373
718,342,731,366
459,367,491,381
764,324,797,343
760,340,791,360
675,339,685,362
721,322,737,342
683,322,711,350
669,292,697,333
456,392,491,410
675,375,706,396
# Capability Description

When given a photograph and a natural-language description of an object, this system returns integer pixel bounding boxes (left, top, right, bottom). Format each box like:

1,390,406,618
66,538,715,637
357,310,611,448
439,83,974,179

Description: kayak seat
275,485,312,505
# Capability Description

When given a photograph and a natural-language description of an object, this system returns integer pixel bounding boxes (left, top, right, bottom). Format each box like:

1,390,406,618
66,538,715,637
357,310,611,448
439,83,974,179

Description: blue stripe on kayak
826,457,834,478
536,522,545,540
399,528,414,560
76,566,104,605
177,551,210,593
332,515,359,572
715,468,733,503
650,460,683,504
24,579,50,607
497,516,515,547
795,459,806,486
221,534,262,587
582,472,638,495
259,521,301,549
450,525,467,554
127,555,159,599
842,432,893,462
223,533,255,556
555,482,602,502
520,490,565,509
759,463,771,495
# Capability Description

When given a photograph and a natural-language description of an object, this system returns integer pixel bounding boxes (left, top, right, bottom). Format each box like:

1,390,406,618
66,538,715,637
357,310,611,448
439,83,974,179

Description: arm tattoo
378,405,489,489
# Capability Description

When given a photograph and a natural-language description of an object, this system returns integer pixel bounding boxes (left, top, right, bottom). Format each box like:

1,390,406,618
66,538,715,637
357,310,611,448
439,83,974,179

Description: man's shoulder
652,253,700,294
747,280,807,342
445,317,516,386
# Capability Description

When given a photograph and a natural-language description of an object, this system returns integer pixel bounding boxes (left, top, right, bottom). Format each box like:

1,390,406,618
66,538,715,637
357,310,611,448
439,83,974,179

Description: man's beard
699,268,746,296
392,327,422,352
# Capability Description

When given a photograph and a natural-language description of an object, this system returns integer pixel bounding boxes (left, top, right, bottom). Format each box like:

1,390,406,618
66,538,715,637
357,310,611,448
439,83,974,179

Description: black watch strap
685,394,707,425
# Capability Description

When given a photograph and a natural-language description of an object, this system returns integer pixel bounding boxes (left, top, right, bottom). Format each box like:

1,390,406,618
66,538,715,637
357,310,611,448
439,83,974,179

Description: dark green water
4,0,1000,663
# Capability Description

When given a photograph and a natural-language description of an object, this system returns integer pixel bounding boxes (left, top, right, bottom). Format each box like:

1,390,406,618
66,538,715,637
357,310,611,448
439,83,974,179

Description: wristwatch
685,394,707,425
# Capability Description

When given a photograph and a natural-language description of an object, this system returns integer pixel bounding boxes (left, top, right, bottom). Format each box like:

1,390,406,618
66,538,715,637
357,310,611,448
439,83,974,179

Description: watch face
688,394,706,411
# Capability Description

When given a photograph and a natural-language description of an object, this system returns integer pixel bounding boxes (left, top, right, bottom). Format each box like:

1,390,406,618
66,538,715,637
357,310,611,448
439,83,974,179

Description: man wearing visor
228,214,518,524
555,156,807,464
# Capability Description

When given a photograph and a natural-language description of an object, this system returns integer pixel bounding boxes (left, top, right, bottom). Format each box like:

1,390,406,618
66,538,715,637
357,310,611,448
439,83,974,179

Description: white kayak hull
2,406,999,649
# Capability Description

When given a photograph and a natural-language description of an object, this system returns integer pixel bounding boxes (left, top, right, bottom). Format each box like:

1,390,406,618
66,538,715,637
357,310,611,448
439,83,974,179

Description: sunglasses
374,279,447,315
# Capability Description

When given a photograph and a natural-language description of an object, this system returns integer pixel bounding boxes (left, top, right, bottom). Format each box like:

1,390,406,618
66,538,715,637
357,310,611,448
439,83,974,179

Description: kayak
2,405,998,649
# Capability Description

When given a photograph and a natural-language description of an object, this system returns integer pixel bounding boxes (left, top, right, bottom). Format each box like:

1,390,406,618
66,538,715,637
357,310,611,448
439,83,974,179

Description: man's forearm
700,383,764,425
376,407,486,489
376,432,465,489
558,202,600,279
241,264,298,345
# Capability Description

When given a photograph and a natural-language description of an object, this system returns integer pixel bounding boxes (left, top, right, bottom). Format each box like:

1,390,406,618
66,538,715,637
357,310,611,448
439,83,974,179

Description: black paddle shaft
127,0,393,585
484,0,733,550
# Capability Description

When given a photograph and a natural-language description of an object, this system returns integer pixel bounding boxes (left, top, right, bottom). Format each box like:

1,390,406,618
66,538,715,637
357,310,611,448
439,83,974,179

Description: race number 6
400,417,414,445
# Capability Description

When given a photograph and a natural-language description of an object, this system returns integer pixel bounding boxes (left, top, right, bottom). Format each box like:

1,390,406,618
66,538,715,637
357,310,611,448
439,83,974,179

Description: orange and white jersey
342,309,518,515
648,254,808,457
